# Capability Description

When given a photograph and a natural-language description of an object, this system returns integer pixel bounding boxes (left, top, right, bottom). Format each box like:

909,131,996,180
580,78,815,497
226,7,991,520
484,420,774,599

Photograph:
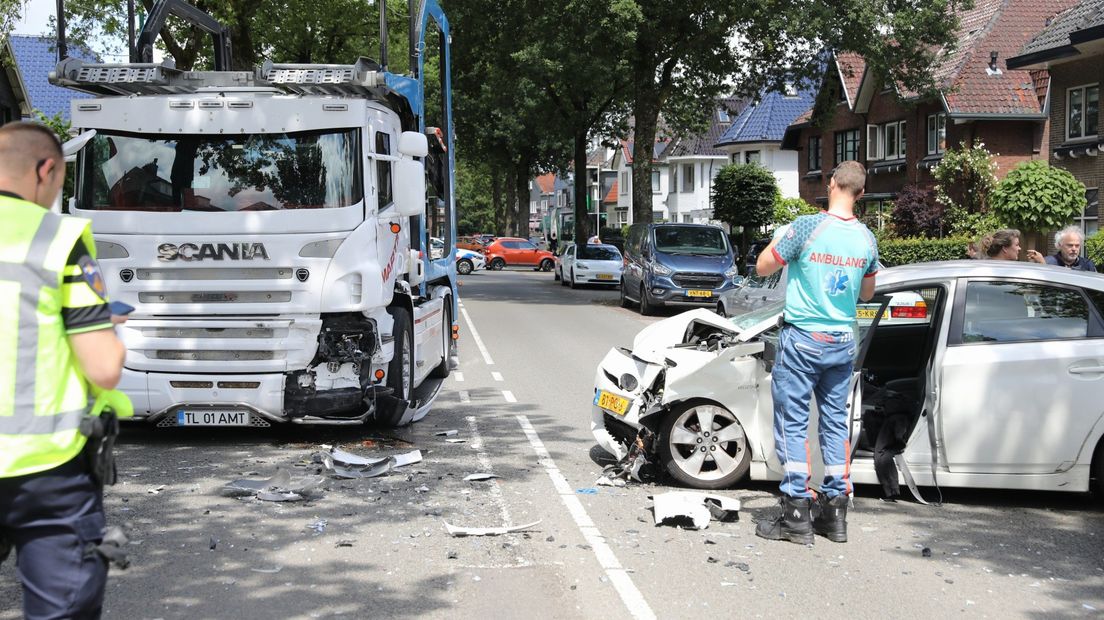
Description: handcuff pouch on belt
80,409,120,488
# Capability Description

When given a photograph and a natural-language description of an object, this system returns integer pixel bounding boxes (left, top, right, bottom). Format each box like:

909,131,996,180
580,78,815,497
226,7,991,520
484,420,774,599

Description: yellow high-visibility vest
0,194,123,477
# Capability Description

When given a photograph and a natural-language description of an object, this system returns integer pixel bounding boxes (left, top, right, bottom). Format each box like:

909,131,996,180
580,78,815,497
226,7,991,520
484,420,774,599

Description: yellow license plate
594,390,631,416
686,289,713,298
856,307,888,319
596,274,614,280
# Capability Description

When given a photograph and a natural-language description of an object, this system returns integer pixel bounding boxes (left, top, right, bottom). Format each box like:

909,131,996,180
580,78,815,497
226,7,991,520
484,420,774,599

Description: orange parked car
484,237,555,271
456,236,487,252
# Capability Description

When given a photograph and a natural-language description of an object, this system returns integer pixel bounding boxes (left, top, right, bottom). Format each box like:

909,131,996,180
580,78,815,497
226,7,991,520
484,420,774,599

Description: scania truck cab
51,0,459,428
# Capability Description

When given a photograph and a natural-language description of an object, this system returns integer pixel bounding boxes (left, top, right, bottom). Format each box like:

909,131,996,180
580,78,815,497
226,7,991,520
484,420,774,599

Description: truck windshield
652,226,729,256
78,129,362,212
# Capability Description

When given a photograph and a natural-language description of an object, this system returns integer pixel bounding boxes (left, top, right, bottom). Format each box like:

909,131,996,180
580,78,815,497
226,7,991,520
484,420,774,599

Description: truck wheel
490,257,505,271
430,302,453,379
457,259,473,275
658,401,750,489
539,259,553,272
377,307,414,426
639,285,655,316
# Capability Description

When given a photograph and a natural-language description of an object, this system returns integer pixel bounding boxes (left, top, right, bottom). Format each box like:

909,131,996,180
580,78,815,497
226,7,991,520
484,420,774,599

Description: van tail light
890,304,927,319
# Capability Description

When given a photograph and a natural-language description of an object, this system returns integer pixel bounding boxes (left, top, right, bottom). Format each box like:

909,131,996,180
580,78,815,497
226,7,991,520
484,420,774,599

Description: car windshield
577,245,621,260
78,129,363,212
729,300,785,331
652,226,729,256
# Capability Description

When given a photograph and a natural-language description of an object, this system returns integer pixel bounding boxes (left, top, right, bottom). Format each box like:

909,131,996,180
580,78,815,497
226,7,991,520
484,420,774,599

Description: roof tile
7,35,96,120
715,88,815,146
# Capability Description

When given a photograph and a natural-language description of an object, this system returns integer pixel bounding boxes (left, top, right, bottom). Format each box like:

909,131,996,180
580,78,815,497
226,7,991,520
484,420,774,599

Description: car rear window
577,245,621,260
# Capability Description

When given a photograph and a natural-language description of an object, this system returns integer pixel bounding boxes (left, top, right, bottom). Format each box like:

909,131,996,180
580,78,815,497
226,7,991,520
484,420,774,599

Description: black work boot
812,494,848,543
755,495,814,544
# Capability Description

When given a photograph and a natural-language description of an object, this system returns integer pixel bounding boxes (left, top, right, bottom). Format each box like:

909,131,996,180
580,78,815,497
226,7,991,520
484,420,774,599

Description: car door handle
1069,365,1104,375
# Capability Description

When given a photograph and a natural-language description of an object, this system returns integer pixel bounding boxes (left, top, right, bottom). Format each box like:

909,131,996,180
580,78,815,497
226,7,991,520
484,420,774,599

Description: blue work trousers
0,455,107,620
771,324,855,499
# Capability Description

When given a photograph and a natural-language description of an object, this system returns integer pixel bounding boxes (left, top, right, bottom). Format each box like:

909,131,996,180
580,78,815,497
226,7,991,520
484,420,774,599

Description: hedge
877,236,972,267
1087,230,1104,269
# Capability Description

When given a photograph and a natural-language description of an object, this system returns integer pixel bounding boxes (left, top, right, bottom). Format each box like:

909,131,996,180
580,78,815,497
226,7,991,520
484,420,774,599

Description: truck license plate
176,410,250,426
593,390,631,416
686,289,713,298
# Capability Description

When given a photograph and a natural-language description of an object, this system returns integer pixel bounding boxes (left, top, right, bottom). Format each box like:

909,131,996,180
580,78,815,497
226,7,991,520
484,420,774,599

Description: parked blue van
620,223,741,315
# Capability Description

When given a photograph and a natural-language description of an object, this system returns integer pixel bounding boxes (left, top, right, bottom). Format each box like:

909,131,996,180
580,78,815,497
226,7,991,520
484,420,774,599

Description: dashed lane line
502,391,517,403
459,390,470,403
491,371,503,382
459,306,495,366
455,371,465,382
466,415,514,527
516,415,656,620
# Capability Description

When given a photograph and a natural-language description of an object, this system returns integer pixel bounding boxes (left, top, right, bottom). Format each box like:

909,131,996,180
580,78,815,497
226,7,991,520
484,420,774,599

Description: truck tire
377,307,414,426
430,302,453,379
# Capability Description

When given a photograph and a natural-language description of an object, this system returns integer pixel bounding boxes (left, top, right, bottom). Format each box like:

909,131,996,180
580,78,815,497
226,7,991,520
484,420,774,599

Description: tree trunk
573,133,590,244
504,167,517,237
631,93,662,225
492,169,504,236
515,160,531,241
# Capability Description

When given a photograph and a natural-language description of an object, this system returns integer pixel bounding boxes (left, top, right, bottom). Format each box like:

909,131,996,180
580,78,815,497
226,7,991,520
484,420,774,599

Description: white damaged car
592,261,1104,495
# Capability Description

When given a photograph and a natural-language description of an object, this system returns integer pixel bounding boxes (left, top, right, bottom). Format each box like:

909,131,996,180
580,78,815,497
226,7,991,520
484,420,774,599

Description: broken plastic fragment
445,438,466,444
464,473,498,482
307,519,328,534
595,476,626,488
651,492,741,530
331,458,394,479
392,450,423,468
250,566,282,574
443,520,542,537
435,430,459,436
222,469,292,496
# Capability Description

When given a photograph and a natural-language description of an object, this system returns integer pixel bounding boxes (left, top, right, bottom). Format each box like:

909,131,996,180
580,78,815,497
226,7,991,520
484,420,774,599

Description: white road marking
459,390,470,403
491,371,503,382
466,415,512,525
516,415,655,620
455,371,465,382
460,306,495,366
502,390,517,403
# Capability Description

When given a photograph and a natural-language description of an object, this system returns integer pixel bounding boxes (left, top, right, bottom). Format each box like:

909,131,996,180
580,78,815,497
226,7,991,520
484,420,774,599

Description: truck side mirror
387,132,428,218
398,131,428,157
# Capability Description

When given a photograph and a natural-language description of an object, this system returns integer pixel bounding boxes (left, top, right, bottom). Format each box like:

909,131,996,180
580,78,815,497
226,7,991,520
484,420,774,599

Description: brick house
1008,0,1104,237
781,0,1076,230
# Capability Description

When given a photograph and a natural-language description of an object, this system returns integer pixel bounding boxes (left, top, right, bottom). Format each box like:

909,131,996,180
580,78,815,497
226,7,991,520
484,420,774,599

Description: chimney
987,51,1002,76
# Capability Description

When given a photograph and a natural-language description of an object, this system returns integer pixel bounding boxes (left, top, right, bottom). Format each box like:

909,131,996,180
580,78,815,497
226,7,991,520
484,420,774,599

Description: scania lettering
51,0,460,427
157,242,271,262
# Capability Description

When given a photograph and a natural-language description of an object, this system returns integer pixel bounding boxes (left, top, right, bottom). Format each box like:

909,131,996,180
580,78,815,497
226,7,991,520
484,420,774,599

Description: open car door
847,294,894,474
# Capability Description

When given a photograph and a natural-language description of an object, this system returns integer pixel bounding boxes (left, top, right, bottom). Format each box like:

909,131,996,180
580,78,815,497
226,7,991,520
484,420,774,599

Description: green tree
712,163,778,260
455,159,496,235
626,0,963,224
991,160,1086,249
931,140,999,237
34,111,75,203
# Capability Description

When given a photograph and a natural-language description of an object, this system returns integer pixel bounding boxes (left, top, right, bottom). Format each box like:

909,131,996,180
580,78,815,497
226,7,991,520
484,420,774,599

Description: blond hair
831,160,866,197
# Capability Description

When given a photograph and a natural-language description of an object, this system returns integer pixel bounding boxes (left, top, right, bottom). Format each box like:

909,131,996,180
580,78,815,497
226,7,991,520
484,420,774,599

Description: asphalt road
3,268,1103,619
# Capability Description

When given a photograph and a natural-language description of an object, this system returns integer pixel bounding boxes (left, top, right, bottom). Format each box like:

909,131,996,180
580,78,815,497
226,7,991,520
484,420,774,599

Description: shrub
931,140,998,236
712,163,779,259
877,236,973,266
890,185,943,238
1086,229,1104,270
772,196,819,226
990,160,1086,234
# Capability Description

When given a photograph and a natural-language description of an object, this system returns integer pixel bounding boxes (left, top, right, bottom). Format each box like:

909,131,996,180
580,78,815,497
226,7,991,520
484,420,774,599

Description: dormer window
783,82,799,98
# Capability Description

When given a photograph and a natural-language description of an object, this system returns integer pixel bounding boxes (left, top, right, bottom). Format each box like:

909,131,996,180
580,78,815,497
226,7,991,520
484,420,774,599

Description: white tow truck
50,0,460,428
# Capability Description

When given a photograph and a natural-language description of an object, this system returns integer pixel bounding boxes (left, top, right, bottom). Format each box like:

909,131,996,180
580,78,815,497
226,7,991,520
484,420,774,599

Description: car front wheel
457,259,473,275
658,401,750,489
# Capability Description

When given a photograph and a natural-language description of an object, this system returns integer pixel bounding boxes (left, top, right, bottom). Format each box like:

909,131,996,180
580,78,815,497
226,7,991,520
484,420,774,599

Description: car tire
539,258,553,272
457,259,473,275
639,285,655,316
1092,437,1104,499
490,257,505,271
716,302,726,317
430,301,453,379
568,269,577,289
658,400,751,490
376,307,415,427
619,280,632,308
553,267,560,281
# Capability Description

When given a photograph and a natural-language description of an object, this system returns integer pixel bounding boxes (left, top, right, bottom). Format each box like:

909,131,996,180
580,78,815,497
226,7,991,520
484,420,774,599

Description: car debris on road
651,492,740,530
443,520,542,537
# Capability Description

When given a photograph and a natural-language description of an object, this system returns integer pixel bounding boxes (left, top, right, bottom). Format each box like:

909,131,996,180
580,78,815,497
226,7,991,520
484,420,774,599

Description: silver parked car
592,260,1104,494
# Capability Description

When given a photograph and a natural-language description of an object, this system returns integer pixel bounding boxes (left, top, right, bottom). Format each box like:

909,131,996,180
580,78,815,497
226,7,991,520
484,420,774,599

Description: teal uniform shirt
772,212,878,333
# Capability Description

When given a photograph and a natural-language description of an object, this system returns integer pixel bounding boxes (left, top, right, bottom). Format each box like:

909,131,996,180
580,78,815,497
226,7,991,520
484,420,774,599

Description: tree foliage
712,163,778,258
890,185,943,239
1086,229,1104,271
772,195,818,226
991,160,1086,233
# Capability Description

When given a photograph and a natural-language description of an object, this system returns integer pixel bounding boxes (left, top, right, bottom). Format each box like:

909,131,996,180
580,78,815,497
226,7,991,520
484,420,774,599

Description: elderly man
1040,226,1096,271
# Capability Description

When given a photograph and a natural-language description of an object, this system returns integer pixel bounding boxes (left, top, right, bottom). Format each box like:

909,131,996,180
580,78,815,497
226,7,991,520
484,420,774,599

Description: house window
651,169,661,193
1067,84,1099,140
616,208,629,227
620,171,628,194
926,113,947,155
899,121,907,159
745,151,760,164
682,164,695,192
682,214,692,223
866,125,882,161
718,108,730,123
834,129,859,165
1077,188,1099,237
653,210,665,222
731,153,740,164
808,135,822,172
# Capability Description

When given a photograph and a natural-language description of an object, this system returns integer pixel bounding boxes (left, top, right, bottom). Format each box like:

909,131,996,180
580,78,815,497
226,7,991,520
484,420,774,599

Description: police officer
0,121,128,619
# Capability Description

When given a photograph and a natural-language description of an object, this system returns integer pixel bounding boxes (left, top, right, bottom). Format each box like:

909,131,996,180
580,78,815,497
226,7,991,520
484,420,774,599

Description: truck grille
137,267,294,280
139,291,292,304
673,272,725,289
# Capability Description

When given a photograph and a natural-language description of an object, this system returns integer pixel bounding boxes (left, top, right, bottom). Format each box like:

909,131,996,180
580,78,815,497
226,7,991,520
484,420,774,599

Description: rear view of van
620,223,741,315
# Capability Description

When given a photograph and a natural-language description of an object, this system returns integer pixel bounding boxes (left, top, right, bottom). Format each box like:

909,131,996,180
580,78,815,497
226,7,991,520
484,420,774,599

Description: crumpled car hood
630,309,738,361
